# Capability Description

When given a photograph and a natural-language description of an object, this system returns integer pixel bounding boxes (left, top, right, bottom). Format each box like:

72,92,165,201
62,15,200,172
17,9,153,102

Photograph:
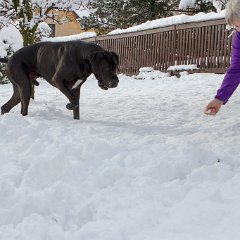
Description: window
48,24,56,37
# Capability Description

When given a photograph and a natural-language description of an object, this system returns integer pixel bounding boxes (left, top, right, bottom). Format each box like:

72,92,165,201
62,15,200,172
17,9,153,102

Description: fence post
173,25,177,67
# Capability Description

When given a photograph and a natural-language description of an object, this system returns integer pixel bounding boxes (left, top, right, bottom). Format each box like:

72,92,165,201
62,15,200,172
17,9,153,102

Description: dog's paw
1,106,7,115
66,103,79,110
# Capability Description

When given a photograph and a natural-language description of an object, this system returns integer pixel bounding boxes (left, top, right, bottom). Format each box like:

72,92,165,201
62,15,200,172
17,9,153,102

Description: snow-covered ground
1,71,240,240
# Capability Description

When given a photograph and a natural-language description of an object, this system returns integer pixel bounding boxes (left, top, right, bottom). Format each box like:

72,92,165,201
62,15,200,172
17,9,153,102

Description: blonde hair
225,0,240,25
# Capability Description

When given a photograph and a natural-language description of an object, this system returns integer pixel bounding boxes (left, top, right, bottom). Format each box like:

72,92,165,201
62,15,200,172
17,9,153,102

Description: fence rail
85,18,232,75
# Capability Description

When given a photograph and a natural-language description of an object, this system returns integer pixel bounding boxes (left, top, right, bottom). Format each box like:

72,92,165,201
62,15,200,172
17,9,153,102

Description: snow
108,11,225,36
179,0,224,12
133,67,170,80
42,31,97,42
0,25,23,57
167,64,199,71
36,22,52,35
75,6,91,18
1,70,240,239
179,0,196,9
0,4,239,239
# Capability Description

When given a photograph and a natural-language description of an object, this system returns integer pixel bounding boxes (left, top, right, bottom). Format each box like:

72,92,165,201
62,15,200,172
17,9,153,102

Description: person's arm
215,31,240,104
204,98,223,115
205,31,240,115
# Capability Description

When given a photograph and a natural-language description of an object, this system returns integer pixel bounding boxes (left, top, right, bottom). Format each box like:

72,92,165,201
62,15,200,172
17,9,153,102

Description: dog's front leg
68,80,86,120
52,76,79,112
71,88,80,120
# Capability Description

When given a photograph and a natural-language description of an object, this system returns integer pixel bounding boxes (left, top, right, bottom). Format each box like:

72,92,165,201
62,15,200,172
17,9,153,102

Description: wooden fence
85,18,233,75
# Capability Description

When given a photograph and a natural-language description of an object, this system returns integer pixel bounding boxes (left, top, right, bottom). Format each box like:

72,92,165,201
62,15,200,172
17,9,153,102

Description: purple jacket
215,31,240,104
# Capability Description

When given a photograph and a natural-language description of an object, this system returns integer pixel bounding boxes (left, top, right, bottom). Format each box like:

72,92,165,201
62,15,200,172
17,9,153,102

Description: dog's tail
0,58,8,64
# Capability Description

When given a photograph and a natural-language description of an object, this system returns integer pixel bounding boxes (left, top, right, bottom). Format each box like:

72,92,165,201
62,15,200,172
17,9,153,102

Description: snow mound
108,11,225,36
43,31,97,42
133,67,170,80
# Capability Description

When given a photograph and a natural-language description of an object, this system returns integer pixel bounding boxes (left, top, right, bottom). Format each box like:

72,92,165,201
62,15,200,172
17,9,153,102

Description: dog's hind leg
19,77,32,116
10,69,32,116
1,83,21,115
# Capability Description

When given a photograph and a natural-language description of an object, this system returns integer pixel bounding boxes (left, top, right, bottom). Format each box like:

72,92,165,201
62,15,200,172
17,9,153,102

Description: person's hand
204,98,224,116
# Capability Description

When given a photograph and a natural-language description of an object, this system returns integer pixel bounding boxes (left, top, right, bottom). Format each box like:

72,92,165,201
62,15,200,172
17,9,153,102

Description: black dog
0,40,119,119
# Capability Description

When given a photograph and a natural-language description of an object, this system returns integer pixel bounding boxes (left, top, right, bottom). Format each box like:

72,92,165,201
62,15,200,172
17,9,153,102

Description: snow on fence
84,18,232,75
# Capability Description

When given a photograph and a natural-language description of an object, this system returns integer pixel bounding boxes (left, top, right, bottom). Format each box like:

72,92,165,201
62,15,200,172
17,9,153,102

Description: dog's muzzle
108,76,119,88
108,80,118,88
98,77,119,90
98,80,108,90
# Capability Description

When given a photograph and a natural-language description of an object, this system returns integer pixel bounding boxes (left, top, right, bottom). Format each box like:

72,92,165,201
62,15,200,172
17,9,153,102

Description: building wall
56,21,83,36
45,10,86,37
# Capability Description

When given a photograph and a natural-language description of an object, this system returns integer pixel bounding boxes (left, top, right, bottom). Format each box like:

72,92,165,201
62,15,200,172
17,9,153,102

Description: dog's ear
88,51,105,72
110,51,119,66
84,58,92,72
88,51,119,71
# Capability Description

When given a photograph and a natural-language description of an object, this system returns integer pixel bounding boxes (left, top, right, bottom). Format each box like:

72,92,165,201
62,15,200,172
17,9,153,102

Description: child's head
225,0,240,29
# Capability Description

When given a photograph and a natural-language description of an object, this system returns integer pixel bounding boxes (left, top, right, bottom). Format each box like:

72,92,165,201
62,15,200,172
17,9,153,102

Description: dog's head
88,51,119,90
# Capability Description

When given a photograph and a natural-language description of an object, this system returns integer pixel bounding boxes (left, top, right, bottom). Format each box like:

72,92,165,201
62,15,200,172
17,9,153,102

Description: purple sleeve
215,31,240,104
